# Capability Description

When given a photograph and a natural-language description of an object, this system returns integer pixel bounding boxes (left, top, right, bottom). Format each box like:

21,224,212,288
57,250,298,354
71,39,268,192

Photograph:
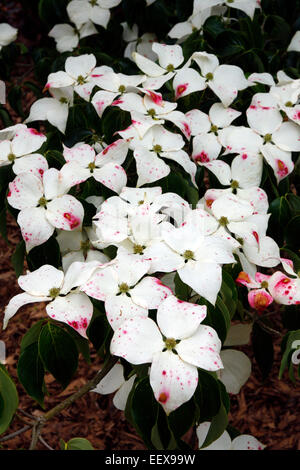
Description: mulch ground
0,0,299,451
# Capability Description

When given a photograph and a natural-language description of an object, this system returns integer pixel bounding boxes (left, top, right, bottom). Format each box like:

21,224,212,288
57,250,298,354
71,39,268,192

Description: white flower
110,295,223,414
0,23,18,50
7,169,84,252
121,22,157,62
191,51,251,106
91,362,136,410
0,126,46,167
287,31,300,52
49,21,97,53
81,251,172,330
3,261,106,337
197,422,265,450
146,209,235,305
44,54,113,101
25,87,74,134
67,0,121,29
61,139,129,194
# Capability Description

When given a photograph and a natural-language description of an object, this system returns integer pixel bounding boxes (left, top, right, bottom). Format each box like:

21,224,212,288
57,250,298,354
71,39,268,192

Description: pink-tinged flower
81,251,172,330
62,139,128,194
44,54,113,101
110,295,222,414
7,169,84,252
197,422,265,450
3,261,106,337
191,51,252,107
0,125,46,167
248,288,273,313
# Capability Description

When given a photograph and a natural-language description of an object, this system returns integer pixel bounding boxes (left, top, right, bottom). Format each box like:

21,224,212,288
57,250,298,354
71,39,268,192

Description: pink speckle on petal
175,83,188,99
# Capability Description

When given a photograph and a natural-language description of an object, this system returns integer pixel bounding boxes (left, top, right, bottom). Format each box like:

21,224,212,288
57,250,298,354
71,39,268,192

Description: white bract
67,0,121,29
7,169,84,252
110,295,223,414
81,251,172,330
0,23,18,50
3,261,106,337
49,22,97,53
0,126,46,167
197,422,265,450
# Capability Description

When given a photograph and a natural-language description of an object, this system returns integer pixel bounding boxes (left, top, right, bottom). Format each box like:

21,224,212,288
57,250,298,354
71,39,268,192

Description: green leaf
130,377,158,449
38,322,78,388
168,398,196,439
0,364,19,435
26,236,61,270
220,270,238,318
279,330,300,380
285,215,300,251
194,370,221,422
20,319,45,352
174,272,190,301
200,404,228,449
11,240,26,278
64,437,94,450
268,196,291,245
17,342,45,407
252,322,274,380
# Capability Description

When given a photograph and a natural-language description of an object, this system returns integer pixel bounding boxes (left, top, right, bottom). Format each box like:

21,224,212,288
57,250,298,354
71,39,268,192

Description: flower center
38,197,47,207
264,133,272,143
7,153,16,162
210,124,218,134
88,162,96,172
89,0,97,6
119,282,129,293
133,244,144,254
147,108,156,117
166,64,174,72
285,101,293,107
261,280,268,289
118,85,126,93
164,338,177,350
59,97,68,104
49,287,60,298
153,144,162,153
206,72,214,81
80,240,90,252
231,180,239,189
183,250,194,260
219,216,229,226
77,75,87,85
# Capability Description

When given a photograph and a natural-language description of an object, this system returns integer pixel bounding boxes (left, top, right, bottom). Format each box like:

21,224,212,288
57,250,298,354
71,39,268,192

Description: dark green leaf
17,342,45,407
38,322,78,388
0,364,19,435
11,240,26,278
64,437,94,450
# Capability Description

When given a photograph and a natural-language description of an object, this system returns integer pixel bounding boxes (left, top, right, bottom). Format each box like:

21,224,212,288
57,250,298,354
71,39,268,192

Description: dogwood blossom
0,126,46,167
67,0,121,29
121,22,157,62
61,139,128,193
91,362,136,410
0,23,18,50
81,251,172,329
197,422,265,450
3,261,106,337
110,295,223,413
49,22,97,53
7,169,84,251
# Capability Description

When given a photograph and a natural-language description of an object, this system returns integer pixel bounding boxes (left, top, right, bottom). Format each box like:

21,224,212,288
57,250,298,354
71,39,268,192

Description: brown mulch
0,0,300,452
0,214,299,451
